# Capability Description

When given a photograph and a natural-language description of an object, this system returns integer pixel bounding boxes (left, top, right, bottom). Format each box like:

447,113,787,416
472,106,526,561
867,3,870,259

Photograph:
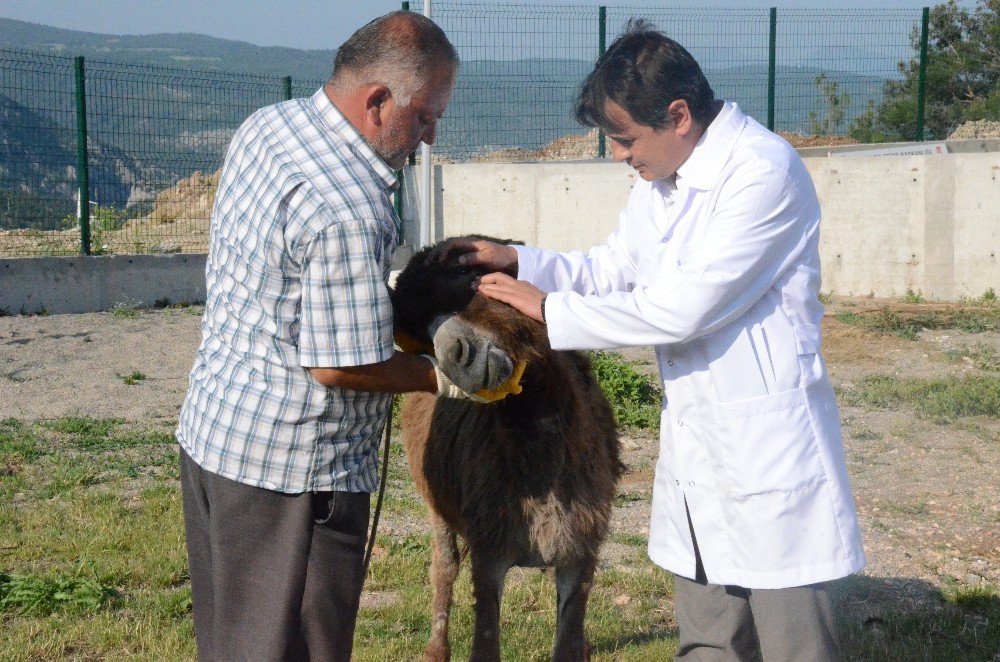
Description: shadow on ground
833,574,1000,661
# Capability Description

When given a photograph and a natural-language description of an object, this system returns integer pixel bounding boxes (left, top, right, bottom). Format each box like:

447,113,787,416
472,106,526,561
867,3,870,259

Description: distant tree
849,0,1000,142
809,73,851,135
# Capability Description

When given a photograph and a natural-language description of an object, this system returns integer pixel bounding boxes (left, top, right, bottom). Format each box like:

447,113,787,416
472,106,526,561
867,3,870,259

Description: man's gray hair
330,11,459,107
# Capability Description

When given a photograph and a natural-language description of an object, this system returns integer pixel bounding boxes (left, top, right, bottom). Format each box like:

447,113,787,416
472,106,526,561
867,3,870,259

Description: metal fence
1,3,928,258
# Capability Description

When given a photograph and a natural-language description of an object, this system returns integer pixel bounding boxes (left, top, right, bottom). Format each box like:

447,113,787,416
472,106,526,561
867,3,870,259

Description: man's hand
476,272,546,323
430,237,518,275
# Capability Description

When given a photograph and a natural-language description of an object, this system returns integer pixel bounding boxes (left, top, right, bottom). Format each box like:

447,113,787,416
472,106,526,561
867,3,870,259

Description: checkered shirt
176,87,400,493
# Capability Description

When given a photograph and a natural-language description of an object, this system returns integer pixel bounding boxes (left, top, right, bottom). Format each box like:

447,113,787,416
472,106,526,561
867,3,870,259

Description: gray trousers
674,505,841,662
180,448,370,662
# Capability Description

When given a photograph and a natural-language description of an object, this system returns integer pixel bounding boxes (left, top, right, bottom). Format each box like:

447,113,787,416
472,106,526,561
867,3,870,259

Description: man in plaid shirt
176,12,473,661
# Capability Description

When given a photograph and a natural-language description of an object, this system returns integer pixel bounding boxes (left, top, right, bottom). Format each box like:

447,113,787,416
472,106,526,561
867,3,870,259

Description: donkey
391,239,624,661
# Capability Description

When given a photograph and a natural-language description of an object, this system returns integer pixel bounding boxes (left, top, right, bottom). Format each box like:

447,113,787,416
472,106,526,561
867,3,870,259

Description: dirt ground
1,297,998,618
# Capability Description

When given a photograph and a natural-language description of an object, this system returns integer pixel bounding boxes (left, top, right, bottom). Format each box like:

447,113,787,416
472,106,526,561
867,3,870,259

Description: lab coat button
675,479,680,486
677,419,684,426
688,481,695,487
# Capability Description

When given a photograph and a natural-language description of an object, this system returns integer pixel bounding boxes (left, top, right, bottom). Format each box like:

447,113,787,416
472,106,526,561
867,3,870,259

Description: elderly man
176,12,474,661
450,20,866,662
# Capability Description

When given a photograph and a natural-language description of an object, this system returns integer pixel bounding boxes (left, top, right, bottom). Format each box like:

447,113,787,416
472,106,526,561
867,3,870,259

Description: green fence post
597,6,607,158
916,7,929,141
767,7,777,132
74,56,91,256
282,76,292,101
402,2,409,11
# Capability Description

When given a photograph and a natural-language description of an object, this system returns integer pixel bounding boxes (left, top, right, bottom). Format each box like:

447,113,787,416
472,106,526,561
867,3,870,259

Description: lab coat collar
675,102,746,191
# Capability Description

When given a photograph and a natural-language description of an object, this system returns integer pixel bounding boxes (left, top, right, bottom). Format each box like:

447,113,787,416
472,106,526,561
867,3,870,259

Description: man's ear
668,99,693,135
363,84,392,127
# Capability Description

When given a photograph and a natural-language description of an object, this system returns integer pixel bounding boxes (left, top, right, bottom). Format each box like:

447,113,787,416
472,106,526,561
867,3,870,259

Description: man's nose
610,140,629,162
421,121,437,146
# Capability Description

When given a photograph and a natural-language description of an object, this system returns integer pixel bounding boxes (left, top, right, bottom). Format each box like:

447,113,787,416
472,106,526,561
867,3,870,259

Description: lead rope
362,402,393,579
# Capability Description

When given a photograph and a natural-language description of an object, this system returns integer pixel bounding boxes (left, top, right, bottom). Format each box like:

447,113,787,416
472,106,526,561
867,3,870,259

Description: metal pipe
915,7,929,141
420,0,433,248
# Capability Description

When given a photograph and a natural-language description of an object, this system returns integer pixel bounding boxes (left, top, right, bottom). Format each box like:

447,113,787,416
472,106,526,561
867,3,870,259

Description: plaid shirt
177,87,399,493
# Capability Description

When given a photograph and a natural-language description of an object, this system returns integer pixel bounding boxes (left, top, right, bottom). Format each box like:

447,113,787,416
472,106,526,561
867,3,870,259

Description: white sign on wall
830,142,949,158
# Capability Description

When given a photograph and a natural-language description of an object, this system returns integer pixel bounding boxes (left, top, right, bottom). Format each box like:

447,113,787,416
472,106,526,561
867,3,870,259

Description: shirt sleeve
545,155,820,351
297,211,394,368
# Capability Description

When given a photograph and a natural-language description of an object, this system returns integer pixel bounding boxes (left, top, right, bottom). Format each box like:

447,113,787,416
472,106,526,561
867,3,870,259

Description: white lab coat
516,103,866,589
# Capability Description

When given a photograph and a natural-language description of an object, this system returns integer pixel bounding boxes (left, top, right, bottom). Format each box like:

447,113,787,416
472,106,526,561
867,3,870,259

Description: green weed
902,288,924,304
835,307,1000,339
841,374,1000,420
111,302,139,319
119,370,147,385
588,352,661,430
0,568,119,616
944,343,1000,372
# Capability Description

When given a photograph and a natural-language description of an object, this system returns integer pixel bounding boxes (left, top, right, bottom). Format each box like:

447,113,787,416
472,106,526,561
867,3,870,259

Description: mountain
0,18,337,81
0,18,893,230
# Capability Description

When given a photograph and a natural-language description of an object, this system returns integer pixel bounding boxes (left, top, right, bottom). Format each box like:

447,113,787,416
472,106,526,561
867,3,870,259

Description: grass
840,374,1000,420
587,351,661,430
111,302,139,319
835,305,1000,340
4,407,998,659
0,415,680,660
118,370,147,385
944,343,1000,372
836,578,1000,662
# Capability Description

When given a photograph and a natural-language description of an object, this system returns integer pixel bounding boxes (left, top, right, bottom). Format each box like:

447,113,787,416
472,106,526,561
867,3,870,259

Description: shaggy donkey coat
391,241,624,661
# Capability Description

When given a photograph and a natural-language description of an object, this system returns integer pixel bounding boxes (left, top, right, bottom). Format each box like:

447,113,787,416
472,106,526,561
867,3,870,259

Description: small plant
980,288,997,305
0,568,119,616
902,288,925,304
817,290,834,305
588,351,661,430
945,343,1000,372
111,302,139,319
118,370,147,386
841,374,1000,420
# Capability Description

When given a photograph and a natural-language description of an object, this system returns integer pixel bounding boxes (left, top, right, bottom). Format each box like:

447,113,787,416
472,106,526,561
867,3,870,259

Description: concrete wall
3,141,997,315
0,254,207,315
401,142,999,300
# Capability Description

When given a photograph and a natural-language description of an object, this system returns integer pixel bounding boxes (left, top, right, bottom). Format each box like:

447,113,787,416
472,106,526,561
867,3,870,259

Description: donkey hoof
423,641,451,662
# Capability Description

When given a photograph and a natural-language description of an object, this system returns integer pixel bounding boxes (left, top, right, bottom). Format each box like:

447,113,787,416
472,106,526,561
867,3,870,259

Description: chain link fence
1,4,927,258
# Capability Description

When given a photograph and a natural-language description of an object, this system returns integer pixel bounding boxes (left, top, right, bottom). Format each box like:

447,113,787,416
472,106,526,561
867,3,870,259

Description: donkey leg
424,513,461,662
469,553,511,662
552,560,596,661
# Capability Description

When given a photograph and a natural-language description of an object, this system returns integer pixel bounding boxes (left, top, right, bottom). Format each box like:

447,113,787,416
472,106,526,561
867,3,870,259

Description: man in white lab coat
445,20,866,662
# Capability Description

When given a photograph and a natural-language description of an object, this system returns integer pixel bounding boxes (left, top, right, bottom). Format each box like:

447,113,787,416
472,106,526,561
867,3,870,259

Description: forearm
307,352,436,393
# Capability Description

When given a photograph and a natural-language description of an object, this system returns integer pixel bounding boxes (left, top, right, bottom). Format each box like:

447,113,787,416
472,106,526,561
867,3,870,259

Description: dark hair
331,11,459,104
575,19,715,132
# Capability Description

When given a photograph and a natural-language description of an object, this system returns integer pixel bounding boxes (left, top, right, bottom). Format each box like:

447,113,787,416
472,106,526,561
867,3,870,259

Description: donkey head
391,240,549,395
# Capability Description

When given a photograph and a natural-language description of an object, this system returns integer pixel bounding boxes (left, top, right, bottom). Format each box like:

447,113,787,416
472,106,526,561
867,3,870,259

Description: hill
0,18,338,81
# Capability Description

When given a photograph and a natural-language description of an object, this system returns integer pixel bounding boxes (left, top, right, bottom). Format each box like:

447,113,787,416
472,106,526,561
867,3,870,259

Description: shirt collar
308,87,399,192
675,101,746,190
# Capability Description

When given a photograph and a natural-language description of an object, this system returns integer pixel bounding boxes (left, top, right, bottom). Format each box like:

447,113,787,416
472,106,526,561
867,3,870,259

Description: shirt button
675,479,680,486
677,420,684,426
688,481,696,487
667,360,675,367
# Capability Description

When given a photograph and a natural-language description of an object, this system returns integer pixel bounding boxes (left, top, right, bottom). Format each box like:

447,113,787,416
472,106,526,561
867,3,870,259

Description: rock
151,241,183,254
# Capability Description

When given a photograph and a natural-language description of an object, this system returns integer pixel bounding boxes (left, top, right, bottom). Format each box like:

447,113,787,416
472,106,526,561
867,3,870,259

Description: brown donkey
391,240,624,661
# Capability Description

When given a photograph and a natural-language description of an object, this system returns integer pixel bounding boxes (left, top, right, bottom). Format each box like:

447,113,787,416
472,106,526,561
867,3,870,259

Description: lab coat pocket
712,385,826,497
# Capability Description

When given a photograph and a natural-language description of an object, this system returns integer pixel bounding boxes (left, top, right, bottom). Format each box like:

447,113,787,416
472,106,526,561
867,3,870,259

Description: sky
0,0,970,51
